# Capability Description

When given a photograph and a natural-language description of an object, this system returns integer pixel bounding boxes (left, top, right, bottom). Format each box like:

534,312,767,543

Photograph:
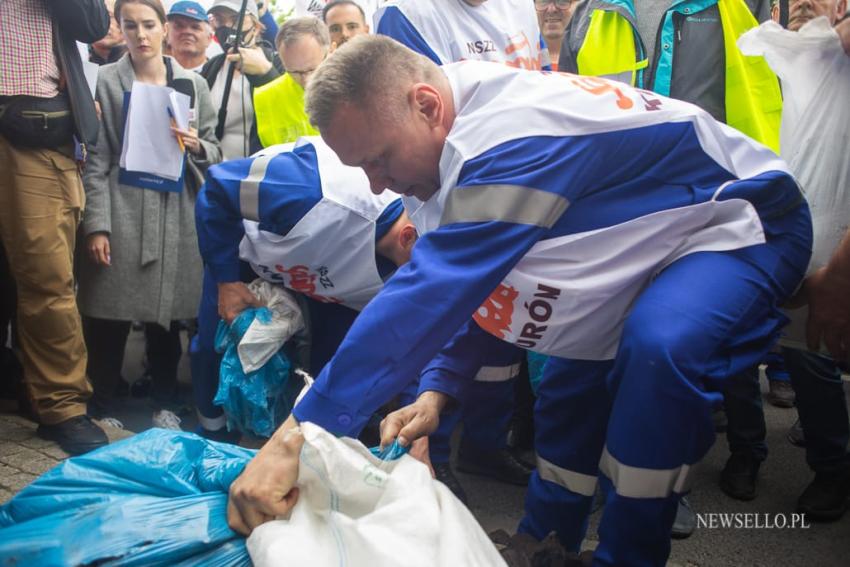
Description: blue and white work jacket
375,0,549,70
292,61,806,436
196,137,399,311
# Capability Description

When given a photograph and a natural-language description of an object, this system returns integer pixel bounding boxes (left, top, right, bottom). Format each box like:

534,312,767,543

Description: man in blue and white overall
195,137,520,496
192,137,403,439
374,0,550,487
226,36,813,566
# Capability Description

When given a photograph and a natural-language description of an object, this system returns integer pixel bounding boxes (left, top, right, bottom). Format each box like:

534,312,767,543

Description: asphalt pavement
2,327,848,566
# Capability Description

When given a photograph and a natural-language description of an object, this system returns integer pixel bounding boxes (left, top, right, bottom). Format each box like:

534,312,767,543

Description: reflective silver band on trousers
599,446,693,498
440,184,569,227
474,363,521,382
536,455,598,497
239,153,276,221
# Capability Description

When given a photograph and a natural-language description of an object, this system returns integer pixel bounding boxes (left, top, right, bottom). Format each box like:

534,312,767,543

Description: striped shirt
0,0,61,97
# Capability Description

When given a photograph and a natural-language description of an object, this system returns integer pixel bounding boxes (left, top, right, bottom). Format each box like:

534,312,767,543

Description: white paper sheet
120,82,190,181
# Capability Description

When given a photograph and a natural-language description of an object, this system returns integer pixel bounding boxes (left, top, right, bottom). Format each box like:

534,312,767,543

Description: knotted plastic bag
238,280,305,373
0,429,444,567
0,429,255,566
247,423,507,567
214,295,299,438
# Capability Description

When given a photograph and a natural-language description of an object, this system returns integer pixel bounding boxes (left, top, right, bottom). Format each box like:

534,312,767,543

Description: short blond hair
276,16,330,50
305,35,440,131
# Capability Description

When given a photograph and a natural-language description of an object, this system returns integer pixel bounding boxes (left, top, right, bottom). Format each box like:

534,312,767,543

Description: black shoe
797,470,850,522
766,379,796,408
434,462,468,504
787,417,806,447
506,419,535,452
457,447,534,486
720,452,761,501
37,415,108,455
670,496,696,539
490,530,593,567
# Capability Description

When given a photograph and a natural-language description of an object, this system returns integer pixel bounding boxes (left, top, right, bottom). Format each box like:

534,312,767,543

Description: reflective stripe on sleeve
599,446,693,498
239,154,276,221
440,184,569,228
536,455,598,497
474,363,521,382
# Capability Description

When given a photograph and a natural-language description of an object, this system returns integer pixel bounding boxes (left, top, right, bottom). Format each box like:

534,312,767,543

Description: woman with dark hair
78,0,221,429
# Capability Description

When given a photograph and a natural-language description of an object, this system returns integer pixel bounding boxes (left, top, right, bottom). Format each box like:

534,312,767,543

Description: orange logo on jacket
275,264,342,304
474,283,519,338
571,75,634,110
503,32,543,70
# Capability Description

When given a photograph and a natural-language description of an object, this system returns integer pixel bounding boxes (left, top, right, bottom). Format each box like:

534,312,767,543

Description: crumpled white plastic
238,279,305,373
247,422,507,567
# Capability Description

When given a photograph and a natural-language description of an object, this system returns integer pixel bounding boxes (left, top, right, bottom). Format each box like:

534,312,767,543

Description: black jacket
200,41,283,91
201,41,282,154
46,0,110,148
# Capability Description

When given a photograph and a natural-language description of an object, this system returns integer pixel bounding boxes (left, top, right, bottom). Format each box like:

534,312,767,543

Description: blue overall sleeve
195,144,322,283
416,319,519,402
291,132,628,436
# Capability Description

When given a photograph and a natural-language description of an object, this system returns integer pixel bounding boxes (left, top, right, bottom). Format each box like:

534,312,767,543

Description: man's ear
411,83,443,127
401,223,418,252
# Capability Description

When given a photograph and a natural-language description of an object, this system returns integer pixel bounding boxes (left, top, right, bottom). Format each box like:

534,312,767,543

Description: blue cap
374,199,405,242
168,1,208,22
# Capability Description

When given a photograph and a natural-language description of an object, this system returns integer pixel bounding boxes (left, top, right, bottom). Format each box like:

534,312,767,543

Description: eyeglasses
534,0,573,10
287,53,329,80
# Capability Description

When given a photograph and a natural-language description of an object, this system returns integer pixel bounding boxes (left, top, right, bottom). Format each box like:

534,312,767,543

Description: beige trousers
0,135,91,424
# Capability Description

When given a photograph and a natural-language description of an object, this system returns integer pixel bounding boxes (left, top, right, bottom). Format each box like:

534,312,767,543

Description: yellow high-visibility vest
575,0,781,152
253,73,319,147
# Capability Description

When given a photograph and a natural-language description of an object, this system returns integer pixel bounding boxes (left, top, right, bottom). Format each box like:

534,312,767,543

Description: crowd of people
1,0,850,565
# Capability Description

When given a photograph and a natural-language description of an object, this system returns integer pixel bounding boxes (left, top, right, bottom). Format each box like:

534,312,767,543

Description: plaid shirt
0,0,61,97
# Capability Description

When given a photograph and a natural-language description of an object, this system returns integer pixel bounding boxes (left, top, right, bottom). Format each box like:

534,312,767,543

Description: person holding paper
77,0,222,430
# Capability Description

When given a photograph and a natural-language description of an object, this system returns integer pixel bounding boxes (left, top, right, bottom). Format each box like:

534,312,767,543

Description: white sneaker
99,417,125,430
152,409,182,430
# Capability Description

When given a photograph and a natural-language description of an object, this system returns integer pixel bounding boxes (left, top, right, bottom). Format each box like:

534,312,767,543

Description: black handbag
0,93,75,149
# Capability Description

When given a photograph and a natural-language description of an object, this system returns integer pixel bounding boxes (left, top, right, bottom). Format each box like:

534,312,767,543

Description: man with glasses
253,17,328,148
535,0,575,70
201,0,281,159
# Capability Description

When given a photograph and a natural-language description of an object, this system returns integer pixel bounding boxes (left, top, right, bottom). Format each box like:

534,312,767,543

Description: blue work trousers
429,377,516,464
518,206,811,567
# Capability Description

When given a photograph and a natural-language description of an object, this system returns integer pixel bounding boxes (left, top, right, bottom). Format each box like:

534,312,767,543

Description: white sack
739,18,850,352
238,279,305,373
247,422,507,567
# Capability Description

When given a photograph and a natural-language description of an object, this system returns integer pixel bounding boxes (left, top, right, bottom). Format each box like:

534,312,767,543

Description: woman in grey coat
78,0,221,425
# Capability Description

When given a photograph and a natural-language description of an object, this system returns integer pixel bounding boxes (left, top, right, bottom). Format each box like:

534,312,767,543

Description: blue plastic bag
527,351,549,395
369,439,410,461
214,307,292,437
0,429,255,566
0,430,415,566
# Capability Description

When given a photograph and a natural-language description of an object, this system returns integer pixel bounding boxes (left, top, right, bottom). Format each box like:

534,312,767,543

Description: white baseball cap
209,0,259,19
